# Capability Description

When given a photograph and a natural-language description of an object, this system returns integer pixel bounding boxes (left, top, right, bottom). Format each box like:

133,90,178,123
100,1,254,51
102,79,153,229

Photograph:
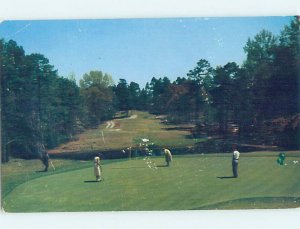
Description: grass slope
49,111,204,155
3,152,300,212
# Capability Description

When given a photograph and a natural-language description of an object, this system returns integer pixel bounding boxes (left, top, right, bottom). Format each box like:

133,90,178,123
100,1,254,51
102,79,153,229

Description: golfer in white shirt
164,148,172,167
94,156,102,181
232,145,240,178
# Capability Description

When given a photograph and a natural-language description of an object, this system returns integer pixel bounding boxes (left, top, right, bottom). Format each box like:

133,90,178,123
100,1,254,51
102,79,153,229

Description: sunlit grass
2,152,300,212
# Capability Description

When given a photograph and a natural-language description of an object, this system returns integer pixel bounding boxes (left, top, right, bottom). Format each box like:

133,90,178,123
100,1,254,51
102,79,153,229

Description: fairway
48,111,206,155
3,152,300,212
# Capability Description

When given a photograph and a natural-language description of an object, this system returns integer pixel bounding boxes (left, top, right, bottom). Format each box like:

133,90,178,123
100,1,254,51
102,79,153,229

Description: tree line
1,17,299,162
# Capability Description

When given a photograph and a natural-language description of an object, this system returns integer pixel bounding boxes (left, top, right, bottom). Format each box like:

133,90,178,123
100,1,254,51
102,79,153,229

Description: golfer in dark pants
232,145,240,178
37,143,49,172
42,151,50,172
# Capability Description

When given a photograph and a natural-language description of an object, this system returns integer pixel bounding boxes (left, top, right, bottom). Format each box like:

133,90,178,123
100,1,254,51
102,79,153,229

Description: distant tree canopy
144,17,299,147
80,70,114,89
1,40,82,161
1,17,299,162
114,79,130,115
79,71,115,126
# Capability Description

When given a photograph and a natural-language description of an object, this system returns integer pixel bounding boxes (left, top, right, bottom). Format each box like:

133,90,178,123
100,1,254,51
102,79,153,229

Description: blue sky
0,17,293,87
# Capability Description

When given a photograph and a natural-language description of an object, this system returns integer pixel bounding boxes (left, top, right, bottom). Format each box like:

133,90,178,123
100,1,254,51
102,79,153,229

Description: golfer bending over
164,148,173,167
232,145,240,178
94,156,102,182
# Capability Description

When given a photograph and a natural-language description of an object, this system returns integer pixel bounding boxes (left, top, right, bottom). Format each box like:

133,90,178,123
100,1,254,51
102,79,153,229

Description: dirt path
127,114,137,119
105,121,115,129
106,114,138,129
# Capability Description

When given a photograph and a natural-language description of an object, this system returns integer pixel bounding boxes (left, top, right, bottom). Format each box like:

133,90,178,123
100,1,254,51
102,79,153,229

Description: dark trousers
43,161,49,171
232,160,238,178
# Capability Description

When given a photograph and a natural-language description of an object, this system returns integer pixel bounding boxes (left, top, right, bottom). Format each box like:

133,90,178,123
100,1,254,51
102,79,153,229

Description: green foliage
209,62,240,134
138,86,151,111
128,81,141,110
171,17,299,148
79,70,114,89
185,59,214,123
243,30,277,67
113,80,147,112
148,77,172,114
79,71,115,127
1,39,82,161
114,79,130,114
187,59,214,86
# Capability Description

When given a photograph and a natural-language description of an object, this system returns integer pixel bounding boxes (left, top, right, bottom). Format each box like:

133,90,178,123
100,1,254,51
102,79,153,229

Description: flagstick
101,131,106,144
49,160,55,170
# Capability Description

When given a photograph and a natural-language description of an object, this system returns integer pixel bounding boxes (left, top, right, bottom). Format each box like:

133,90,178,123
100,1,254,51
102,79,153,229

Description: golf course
2,111,300,212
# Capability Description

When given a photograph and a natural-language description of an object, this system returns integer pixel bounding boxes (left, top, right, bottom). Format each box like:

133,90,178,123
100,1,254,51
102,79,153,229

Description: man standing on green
37,143,50,172
232,145,240,178
42,151,50,172
94,156,102,182
164,148,173,167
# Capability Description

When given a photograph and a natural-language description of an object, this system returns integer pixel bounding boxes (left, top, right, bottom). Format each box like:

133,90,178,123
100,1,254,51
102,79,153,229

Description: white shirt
233,150,240,160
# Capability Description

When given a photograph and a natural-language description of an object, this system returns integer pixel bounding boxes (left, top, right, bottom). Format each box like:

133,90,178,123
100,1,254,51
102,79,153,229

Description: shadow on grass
35,170,48,173
110,166,145,170
217,176,236,179
84,180,100,183
162,126,194,131
157,165,168,168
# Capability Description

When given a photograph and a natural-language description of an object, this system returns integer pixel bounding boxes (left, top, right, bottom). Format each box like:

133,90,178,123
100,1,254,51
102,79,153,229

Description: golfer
41,151,50,172
94,156,102,182
232,145,240,178
164,148,173,167
37,143,49,172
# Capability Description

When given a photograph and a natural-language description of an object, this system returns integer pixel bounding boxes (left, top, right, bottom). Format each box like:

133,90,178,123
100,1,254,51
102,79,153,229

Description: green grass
2,151,300,212
1,158,122,199
195,197,300,209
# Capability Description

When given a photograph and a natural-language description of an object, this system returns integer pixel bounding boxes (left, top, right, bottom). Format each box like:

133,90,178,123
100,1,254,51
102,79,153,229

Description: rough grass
2,152,300,212
49,111,203,154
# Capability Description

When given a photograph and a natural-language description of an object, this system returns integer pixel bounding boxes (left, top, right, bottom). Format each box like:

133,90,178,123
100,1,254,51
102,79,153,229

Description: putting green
3,154,300,212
